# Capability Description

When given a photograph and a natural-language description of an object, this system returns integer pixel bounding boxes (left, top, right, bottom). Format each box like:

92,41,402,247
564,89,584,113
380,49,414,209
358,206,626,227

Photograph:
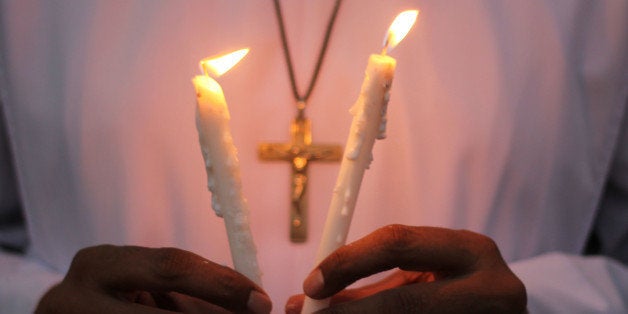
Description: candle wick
381,33,390,56
199,61,209,77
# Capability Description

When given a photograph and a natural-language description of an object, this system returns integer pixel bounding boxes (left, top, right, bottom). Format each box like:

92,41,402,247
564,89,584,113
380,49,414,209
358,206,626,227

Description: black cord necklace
272,0,343,119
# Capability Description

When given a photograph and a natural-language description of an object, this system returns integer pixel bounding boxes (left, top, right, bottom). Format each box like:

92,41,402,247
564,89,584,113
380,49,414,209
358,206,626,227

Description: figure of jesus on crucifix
258,114,342,242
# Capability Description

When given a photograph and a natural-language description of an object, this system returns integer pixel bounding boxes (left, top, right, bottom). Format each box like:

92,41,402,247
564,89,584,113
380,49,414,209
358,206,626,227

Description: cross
258,117,343,242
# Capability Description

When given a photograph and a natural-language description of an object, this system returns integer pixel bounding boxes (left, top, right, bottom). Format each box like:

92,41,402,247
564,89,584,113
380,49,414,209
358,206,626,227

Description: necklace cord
273,0,342,117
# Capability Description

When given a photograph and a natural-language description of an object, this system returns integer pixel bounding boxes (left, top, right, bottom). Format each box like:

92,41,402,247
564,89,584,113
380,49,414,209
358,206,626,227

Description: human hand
286,225,526,313
36,245,272,314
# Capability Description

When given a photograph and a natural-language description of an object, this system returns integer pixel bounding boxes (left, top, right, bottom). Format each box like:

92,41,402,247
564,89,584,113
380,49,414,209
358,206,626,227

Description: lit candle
302,10,418,313
192,48,262,286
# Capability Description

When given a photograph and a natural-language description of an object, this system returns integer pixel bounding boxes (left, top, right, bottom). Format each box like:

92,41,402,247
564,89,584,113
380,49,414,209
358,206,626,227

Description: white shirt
0,1,626,312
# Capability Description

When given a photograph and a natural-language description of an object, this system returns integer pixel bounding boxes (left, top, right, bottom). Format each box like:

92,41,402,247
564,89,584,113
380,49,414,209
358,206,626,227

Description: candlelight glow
200,48,249,77
382,10,419,54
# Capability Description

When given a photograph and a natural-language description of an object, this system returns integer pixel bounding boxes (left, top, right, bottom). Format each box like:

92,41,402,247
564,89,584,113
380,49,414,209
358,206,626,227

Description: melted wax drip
377,90,391,140
345,78,393,161
336,234,343,243
345,99,367,160
202,146,223,217
340,188,351,216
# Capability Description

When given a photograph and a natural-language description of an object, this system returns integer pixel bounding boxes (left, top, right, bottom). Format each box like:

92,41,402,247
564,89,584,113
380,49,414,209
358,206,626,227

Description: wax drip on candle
340,203,349,216
202,102,245,218
377,90,392,140
365,152,375,169
346,97,366,159
340,188,351,216
200,143,224,217
202,147,211,167
340,206,349,216
212,194,222,217
221,133,239,168
346,79,393,161
335,234,343,243
207,167,223,217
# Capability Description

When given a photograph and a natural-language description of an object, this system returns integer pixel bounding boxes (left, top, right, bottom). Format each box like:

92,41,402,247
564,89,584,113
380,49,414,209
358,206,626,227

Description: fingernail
247,290,272,314
303,269,324,297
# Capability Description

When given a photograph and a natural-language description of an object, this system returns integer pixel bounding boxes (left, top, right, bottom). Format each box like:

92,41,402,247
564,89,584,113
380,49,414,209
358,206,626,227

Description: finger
319,271,525,314
68,245,271,313
286,271,434,314
36,282,178,314
285,294,304,314
340,270,435,301
305,225,497,298
318,280,459,314
118,290,231,313
324,270,434,305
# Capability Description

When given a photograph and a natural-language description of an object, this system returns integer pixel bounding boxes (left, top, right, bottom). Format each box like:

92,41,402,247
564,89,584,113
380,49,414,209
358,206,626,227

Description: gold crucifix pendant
258,117,342,242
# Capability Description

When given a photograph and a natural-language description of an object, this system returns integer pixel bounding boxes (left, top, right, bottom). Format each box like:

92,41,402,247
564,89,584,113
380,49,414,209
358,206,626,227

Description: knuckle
487,288,528,313
498,274,527,312
213,269,251,310
477,234,499,255
380,224,414,254
514,280,528,311
477,259,527,312
70,248,91,269
324,247,351,270
217,269,242,293
459,229,500,257
458,230,505,271
35,283,63,313
152,247,194,281
68,245,115,282
72,245,106,267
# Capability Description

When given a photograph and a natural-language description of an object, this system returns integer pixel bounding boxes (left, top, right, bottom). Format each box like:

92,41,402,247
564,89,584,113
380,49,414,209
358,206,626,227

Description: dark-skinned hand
286,225,526,313
35,245,272,314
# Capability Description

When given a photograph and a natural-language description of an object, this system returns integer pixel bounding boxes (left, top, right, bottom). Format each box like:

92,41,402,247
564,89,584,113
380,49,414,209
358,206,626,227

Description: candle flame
382,10,419,54
200,48,249,77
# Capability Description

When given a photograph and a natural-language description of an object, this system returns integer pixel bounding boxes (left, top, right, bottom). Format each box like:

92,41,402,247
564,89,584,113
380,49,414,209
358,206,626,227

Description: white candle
301,53,395,314
302,11,418,313
192,49,262,286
